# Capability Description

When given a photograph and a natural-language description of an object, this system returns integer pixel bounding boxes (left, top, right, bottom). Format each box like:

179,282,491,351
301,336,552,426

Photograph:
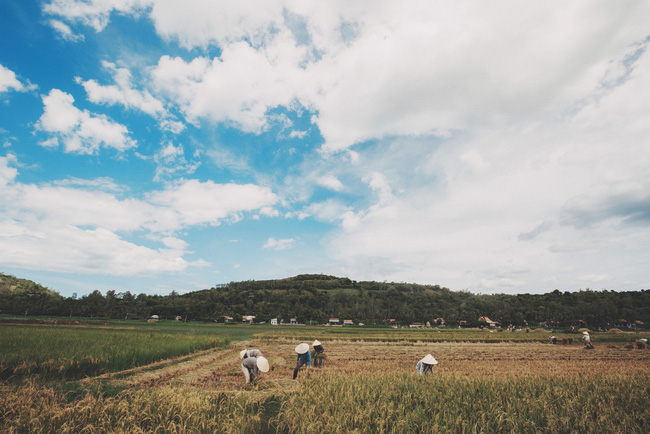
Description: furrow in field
79,346,225,384
123,347,237,387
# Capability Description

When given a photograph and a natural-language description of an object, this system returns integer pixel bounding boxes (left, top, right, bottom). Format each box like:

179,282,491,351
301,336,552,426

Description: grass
0,382,269,434
274,373,650,433
253,325,646,344
0,323,235,381
1,320,649,432
2,372,648,433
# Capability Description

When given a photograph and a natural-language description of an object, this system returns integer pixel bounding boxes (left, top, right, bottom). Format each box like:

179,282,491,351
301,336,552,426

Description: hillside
1,272,648,328
0,273,59,296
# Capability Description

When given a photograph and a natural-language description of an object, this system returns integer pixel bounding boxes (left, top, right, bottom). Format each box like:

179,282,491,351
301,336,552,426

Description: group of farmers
239,339,327,385
550,331,595,349
239,340,441,385
241,330,604,385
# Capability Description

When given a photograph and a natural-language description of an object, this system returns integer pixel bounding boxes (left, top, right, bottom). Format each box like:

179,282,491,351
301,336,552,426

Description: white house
271,318,278,325
343,319,354,326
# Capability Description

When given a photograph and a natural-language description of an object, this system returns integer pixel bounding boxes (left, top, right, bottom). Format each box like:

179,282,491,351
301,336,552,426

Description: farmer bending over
240,348,262,360
241,356,269,385
582,331,594,349
416,354,438,375
293,343,311,379
311,340,327,367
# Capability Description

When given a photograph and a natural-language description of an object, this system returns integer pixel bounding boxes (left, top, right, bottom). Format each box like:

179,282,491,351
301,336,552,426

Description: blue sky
1,1,649,297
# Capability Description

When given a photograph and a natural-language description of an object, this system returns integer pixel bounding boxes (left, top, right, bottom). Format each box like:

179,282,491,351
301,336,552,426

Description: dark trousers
293,360,309,379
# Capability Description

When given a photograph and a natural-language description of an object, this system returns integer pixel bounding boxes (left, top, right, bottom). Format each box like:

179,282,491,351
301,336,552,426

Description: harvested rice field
1,324,649,433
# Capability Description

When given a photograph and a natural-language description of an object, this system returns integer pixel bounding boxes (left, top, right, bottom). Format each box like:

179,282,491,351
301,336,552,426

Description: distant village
146,314,643,331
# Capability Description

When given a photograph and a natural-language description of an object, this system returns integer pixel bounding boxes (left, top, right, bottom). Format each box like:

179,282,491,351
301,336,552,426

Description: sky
1,1,649,297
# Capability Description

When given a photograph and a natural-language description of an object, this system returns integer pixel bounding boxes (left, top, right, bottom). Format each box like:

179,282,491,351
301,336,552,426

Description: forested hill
1,273,648,328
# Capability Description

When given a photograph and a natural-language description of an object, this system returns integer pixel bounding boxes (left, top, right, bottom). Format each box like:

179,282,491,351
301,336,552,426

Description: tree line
1,273,648,328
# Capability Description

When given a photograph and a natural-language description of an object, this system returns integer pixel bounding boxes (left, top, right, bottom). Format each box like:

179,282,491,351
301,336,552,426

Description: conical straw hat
313,340,322,346
240,349,247,359
295,343,309,354
422,354,438,365
257,356,269,372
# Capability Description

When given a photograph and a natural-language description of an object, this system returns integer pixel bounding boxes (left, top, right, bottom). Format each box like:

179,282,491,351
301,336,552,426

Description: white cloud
14,184,156,232
321,46,650,292
316,174,344,192
151,37,307,132
43,0,149,32
0,154,18,186
578,274,611,283
35,1,650,292
147,179,278,227
37,89,137,154
259,206,280,217
0,64,31,94
0,180,192,275
39,137,59,148
364,172,392,204
288,129,308,139
77,61,164,116
76,61,187,133
0,158,280,276
47,2,650,152
49,19,84,42
153,142,199,182
263,237,295,251
308,3,650,152
158,118,185,134
147,0,285,49
52,176,126,193
0,221,205,276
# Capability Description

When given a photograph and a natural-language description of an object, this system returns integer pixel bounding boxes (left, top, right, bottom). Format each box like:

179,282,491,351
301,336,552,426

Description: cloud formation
8,1,649,294
43,1,650,152
0,156,278,276
264,237,295,251
0,64,33,94
37,89,137,154
77,61,164,116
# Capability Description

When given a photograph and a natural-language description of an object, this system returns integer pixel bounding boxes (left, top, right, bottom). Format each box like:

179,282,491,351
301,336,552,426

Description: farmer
550,336,557,344
241,356,269,385
312,340,327,367
416,354,438,375
293,343,311,379
240,348,262,360
582,331,594,349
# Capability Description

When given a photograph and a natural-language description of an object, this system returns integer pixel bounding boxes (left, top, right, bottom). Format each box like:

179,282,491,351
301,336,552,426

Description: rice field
0,322,232,380
253,325,639,344
1,322,649,433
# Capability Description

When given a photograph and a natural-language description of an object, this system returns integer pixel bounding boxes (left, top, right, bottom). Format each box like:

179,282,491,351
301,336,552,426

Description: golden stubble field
3,336,650,433
91,339,650,392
